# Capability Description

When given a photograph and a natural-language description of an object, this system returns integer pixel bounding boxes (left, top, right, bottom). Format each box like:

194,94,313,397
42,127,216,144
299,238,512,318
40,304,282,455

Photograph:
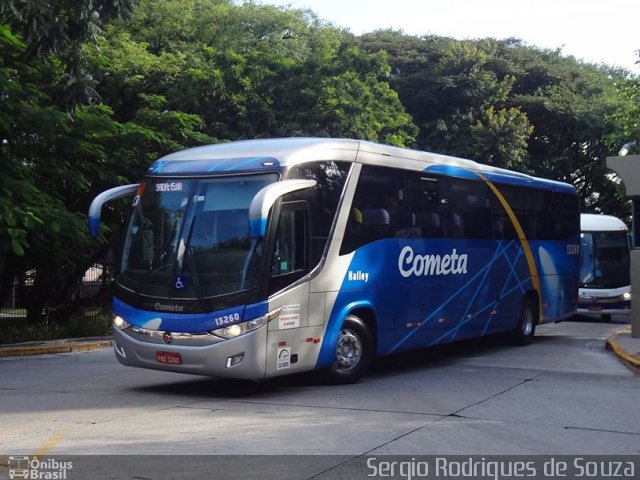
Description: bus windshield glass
119,174,278,300
579,231,630,289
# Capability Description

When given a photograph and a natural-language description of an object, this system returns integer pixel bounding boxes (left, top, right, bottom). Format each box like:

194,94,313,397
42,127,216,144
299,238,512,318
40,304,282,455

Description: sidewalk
605,325,640,371
0,337,112,358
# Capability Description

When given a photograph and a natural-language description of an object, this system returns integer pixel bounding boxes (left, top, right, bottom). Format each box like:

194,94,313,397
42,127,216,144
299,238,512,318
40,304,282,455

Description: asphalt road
0,316,638,464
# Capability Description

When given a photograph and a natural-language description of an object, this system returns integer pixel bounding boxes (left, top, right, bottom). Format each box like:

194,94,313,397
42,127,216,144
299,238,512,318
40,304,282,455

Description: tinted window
448,177,494,239
269,202,309,294
549,192,580,240
489,185,579,241
340,165,578,250
580,231,630,288
118,175,277,300
286,161,350,266
341,165,409,254
407,174,445,238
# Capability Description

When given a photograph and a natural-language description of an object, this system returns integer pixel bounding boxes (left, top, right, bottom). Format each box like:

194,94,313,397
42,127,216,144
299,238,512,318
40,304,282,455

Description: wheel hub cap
335,329,362,370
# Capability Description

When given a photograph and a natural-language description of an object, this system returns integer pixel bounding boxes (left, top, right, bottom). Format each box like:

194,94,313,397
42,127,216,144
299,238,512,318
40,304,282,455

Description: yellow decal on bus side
476,173,543,323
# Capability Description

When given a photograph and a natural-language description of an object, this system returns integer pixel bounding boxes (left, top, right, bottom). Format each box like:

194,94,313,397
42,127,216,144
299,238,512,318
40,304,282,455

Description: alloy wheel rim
335,329,362,371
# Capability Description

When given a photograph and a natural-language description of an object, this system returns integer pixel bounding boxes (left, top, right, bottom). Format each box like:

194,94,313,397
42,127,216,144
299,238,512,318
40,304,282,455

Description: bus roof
148,137,574,192
580,213,628,232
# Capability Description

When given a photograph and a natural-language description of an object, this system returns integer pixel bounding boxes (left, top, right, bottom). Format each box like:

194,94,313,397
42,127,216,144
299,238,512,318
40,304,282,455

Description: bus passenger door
264,201,323,376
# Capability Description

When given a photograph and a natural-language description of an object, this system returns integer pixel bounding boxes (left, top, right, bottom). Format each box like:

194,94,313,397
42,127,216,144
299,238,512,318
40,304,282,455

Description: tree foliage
359,31,631,216
87,0,415,144
0,1,212,320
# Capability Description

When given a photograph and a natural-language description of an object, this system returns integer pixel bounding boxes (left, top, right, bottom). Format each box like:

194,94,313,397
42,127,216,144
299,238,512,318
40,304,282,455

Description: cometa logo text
398,246,468,278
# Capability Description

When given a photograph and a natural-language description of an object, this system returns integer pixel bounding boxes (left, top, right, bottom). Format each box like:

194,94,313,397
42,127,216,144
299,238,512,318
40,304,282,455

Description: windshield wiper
241,238,262,290
182,217,210,313
135,219,178,299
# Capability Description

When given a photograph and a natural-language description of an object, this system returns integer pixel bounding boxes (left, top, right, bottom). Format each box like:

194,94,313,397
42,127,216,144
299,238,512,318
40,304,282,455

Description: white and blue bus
578,213,631,320
89,138,580,383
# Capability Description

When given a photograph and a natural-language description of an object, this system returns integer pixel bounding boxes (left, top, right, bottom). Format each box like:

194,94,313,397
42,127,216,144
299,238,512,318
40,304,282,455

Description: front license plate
156,351,182,365
588,305,602,312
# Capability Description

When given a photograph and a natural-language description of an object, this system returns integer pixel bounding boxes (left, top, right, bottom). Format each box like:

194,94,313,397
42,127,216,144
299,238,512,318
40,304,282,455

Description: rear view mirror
88,184,139,236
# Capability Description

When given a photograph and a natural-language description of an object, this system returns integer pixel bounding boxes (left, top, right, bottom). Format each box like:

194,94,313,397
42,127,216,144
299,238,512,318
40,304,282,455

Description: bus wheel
322,315,374,384
510,296,537,346
601,314,612,322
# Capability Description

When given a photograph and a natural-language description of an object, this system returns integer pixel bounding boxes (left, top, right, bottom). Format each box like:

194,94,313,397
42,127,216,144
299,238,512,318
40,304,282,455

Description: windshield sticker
142,231,154,263
155,181,184,192
174,276,186,289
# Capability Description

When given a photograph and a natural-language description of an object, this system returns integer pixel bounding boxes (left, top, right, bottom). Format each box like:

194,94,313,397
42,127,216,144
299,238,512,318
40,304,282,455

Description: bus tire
322,315,374,384
602,314,612,322
510,295,537,346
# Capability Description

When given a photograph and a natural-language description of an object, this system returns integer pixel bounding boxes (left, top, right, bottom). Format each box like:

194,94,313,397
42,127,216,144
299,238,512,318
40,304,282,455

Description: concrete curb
606,329,640,371
0,338,112,358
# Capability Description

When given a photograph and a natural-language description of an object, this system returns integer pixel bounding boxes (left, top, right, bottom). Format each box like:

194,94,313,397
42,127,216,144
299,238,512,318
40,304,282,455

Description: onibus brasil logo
8,456,73,480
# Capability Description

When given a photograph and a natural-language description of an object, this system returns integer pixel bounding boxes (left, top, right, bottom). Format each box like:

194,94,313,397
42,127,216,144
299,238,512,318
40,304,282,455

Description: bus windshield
119,174,278,301
580,231,630,289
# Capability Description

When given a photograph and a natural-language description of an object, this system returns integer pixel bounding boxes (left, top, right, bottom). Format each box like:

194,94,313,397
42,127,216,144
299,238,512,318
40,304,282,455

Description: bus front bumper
577,287,631,316
112,325,268,380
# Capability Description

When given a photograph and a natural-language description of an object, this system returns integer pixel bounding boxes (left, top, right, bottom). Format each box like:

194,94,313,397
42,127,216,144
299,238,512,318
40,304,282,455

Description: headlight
211,317,267,339
211,308,280,339
113,315,132,330
623,292,631,300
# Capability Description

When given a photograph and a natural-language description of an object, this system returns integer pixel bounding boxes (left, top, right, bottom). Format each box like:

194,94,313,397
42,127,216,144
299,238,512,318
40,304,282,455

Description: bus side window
340,165,406,254
407,174,443,238
448,178,492,239
286,161,351,268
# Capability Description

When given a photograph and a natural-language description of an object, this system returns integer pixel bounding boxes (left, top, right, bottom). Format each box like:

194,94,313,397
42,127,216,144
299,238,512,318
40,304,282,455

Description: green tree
359,31,532,167
359,31,632,216
0,2,213,321
0,0,133,108
499,41,629,215
89,0,417,144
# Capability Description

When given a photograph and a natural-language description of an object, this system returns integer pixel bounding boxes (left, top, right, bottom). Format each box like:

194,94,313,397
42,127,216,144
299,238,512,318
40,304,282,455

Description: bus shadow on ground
568,314,628,325
129,333,517,399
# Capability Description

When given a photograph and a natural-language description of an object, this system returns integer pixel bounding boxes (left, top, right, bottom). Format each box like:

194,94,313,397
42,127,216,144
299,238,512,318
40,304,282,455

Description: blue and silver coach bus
578,213,631,320
89,138,580,383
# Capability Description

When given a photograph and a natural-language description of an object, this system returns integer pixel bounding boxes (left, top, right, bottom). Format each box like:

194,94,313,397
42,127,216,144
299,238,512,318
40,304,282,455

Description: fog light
226,353,244,368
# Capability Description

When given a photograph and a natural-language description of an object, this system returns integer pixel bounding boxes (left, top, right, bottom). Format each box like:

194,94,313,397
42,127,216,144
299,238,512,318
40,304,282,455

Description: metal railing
0,264,114,344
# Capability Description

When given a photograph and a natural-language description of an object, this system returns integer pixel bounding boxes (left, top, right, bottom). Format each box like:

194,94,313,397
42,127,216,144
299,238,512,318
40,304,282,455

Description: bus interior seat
362,208,390,226
413,212,441,237
361,208,390,240
441,211,463,236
